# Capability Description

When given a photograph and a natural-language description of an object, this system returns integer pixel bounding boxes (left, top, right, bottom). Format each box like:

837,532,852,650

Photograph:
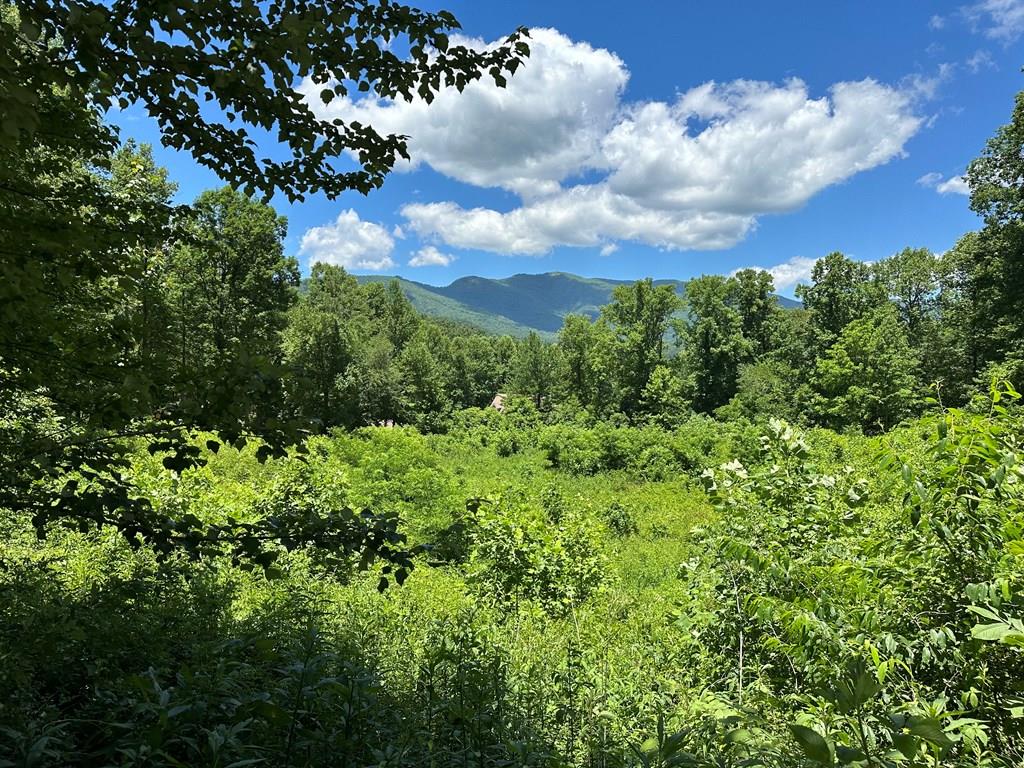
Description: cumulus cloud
917,172,970,196
604,78,920,214
964,0,1024,41
300,28,628,196
937,176,970,195
403,75,920,255
305,29,925,257
408,246,455,267
768,256,817,290
734,256,817,291
402,189,755,255
299,210,395,271
599,243,619,256
929,14,947,29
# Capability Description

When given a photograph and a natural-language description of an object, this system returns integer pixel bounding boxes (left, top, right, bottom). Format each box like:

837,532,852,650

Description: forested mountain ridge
353,271,800,336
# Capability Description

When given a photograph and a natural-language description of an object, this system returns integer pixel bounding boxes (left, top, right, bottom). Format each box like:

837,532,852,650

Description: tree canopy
2,1,529,200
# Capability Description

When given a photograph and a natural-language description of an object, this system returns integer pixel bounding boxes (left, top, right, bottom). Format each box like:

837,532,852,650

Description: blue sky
110,0,1024,295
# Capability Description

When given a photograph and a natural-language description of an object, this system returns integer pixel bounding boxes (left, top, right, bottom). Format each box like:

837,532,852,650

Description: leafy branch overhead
4,1,530,200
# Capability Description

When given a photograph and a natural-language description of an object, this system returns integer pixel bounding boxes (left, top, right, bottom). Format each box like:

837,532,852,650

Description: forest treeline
26,122,1018,446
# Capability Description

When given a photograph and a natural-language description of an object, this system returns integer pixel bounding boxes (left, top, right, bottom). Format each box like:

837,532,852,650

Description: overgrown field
3,390,1022,767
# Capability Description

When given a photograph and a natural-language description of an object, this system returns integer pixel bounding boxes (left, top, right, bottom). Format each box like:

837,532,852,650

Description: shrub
467,497,607,615
601,502,639,537
539,483,567,524
494,429,519,457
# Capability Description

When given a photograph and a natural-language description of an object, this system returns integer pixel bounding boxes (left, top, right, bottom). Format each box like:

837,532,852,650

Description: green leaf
834,745,865,764
891,732,919,759
968,604,1003,621
19,19,41,41
789,724,833,766
723,728,754,744
907,719,952,749
1006,540,1024,556
851,670,881,708
972,621,1010,641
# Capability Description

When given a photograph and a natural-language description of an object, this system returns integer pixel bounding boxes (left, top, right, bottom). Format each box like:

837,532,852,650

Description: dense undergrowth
2,387,1022,767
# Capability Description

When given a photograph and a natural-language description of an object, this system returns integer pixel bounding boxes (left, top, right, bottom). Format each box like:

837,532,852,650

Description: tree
492,335,519,393
640,364,689,426
0,89,194,551
683,275,749,413
365,279,420,353
945,89,1024,392
3,2,529,200
717,359,800,423
874,248,940,342
282,303,353,426
456,334,502,408
511,331,559,410
281,265,366,428
728,268,780,359
967,89,1024,228
558,314,599,408
0,121,411,573
874,247,955,396
602,279,681,416
940,230,1024,394
399,326,454,431
307,262,371,322
771,308,817,375
168,186,299,392
810,305,920,432
719,305,814,423
796,252,883,343
0,0,526,575
350,336,404,426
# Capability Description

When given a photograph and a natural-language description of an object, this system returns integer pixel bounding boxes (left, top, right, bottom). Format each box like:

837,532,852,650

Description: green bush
467,496,607,615
601,502,639,537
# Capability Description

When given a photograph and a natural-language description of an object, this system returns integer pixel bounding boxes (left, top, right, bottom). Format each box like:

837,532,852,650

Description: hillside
357,272,800,337
357,275,545,337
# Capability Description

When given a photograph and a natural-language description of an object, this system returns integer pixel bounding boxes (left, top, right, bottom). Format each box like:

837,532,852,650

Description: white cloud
734,256,817,291
392,224,406,239
408,246,454,267
402,189,755,255
299,210,395,271
304,29,924,258
599,243,619,256
918,172,970,196
929,14,947,29
901,63,956,101
966,49,996,72
404,76,920,255
965,0,1024,41
301,28,628,196
768,256,817,290
937,176,970,195
603,78,920,215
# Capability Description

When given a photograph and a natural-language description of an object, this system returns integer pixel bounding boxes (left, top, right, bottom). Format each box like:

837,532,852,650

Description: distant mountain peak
356,272,800,337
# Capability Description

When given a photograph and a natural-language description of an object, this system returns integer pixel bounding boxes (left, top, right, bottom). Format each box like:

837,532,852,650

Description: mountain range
357,272,801,338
